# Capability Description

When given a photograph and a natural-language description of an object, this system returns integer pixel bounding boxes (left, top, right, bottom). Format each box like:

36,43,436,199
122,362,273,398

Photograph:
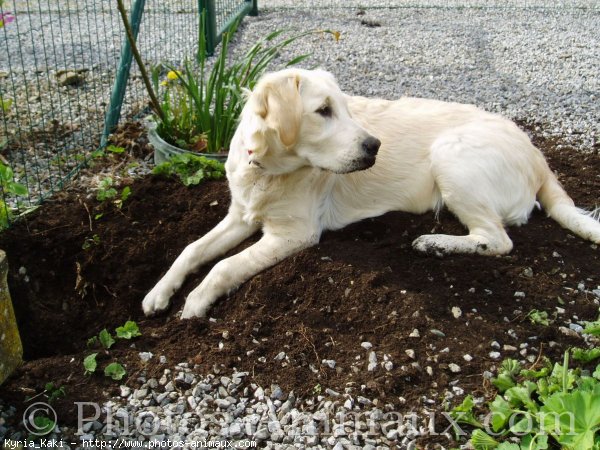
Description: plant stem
115,0,165,123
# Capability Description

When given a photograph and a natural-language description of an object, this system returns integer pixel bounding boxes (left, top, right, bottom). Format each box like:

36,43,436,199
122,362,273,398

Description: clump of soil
0,123,599,447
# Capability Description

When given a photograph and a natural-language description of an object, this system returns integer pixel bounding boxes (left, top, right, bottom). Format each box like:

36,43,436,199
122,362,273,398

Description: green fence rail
0,0,256,227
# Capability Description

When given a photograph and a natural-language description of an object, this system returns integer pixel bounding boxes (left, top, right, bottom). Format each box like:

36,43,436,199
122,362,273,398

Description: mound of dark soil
1,125,599,447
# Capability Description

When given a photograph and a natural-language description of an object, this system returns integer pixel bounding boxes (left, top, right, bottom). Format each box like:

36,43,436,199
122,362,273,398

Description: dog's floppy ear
252,75,302,148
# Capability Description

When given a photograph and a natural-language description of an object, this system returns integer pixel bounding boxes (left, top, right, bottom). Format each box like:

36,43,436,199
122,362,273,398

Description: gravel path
1,2,600,448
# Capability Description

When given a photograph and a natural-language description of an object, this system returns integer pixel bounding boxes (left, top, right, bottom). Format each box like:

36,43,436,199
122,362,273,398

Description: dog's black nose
362,136,381,156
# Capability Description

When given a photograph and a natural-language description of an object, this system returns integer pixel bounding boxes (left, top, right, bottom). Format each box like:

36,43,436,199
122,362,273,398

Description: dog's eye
316,104,332,118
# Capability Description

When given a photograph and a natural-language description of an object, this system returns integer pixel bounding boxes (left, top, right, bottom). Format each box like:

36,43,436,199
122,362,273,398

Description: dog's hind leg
412,128,528,256
412,211,513,256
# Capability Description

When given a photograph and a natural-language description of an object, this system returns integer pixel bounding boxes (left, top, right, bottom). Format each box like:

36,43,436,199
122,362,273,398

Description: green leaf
115,320,141,339
540,385,600,449
470,429,500,450
449,395,483,428
33,415,55,435
120,186,131,202
593,365,600,381
99,329,115,349
8,181,28,196
572,347,600,363
493,373,517,393
489,395,512,432
83,353,98,375
496,443,519,450
107,144,125,154
505,381,539,412
583,321,600,336
520,433,548,450
104,362,127,381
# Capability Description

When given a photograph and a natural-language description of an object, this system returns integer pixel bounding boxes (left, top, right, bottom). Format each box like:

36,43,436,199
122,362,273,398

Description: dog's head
237,68,380,175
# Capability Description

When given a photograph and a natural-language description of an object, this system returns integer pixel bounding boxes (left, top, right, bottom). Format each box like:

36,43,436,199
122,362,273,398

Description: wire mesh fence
0,0,253,227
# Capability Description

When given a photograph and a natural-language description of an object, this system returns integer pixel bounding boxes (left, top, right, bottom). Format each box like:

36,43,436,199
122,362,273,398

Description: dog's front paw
412,235,446,258
180,288,215,319
142,285,172,316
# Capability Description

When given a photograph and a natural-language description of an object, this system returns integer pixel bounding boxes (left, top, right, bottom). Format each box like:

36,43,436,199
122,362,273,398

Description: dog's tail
538,171,600,244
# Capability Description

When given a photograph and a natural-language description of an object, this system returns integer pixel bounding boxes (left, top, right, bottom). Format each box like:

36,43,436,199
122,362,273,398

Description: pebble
451,306,462,318
448,363,461,373
138,352,153,362
322,359,336,369
430,329,446,337
367,351,378,371
361,341,373,350
463,354,473,362
489,351,502,359
409,329,420,338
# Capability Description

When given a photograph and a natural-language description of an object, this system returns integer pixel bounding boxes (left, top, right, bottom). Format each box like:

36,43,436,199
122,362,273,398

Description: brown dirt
1,122,599,448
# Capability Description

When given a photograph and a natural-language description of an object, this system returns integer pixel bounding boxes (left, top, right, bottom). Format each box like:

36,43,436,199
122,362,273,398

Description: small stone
489,351,502,359
503,345,517,352
559,326,581,339
430,329,445,337
448,363,461,373
522,267,534,278
405,349,415,359
215,399,231,409
463,354,473,362
491,341,501,349
569,323,584,333
514,291,526,298
274,351,286,361
409,329,420,338
426,366,433,376
367,351,377,371
361,342,373,350
119,386,131,397
57,70,85,86
384,361,393,371
138,352,153,362
451,306,462,319
322,359,336,369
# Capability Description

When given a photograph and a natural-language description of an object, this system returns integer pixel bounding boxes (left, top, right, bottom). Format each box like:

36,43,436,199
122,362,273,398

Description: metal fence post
199,0,218,56
101,0,147,146
250,0,258,16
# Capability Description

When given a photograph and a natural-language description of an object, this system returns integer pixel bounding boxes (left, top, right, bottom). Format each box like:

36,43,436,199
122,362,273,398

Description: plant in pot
117,0,340,167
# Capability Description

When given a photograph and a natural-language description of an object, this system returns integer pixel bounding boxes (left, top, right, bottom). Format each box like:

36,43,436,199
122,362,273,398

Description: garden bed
1,123,599,447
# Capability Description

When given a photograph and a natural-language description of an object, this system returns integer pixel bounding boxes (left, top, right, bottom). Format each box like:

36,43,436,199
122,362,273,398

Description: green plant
82,234,101,250
132,8,334,153
99,329,115,349
153,153,225,186
83,353,98,375
95,177,131,208
104,362,126,380
115,320,141,339
0,162,28,229
526,309,552,326
44,382,66,404
448,351,600,449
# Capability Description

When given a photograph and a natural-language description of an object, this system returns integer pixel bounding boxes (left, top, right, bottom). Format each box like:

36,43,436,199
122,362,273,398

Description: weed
44,382,66,404
449,351,600,449
104,362,126,381
153,153,225,186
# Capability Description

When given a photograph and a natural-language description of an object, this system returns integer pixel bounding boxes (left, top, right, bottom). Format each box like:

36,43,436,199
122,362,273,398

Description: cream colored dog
143,68,600,319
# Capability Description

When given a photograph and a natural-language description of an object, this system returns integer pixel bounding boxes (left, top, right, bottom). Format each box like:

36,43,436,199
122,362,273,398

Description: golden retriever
143,68,600,319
